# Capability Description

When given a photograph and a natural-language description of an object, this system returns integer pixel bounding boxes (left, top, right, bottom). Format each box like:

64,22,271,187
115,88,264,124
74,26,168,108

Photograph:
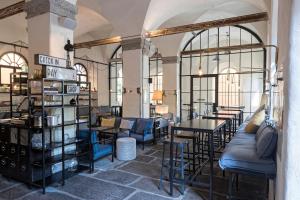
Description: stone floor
0,143,266,200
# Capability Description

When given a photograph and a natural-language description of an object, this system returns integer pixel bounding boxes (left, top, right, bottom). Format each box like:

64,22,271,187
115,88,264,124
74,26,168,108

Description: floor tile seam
47,187,87,200
0,183,23,193
80,173,180,200
14,190,39,200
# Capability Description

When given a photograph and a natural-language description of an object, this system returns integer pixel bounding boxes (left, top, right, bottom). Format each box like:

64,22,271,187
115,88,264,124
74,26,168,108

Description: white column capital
25,0,77,20
162,56,179,64
121,37,151,55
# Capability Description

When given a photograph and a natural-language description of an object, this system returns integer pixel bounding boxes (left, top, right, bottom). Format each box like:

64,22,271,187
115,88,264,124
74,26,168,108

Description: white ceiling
0,0,270,58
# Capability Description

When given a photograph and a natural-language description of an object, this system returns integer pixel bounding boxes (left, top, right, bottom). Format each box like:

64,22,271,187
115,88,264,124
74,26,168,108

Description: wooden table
213,110,242,130
170,119,226,200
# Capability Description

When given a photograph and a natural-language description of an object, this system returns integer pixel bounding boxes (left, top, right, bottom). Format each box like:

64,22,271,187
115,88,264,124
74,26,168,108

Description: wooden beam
146,12,268,38
74,36,122,49
74,12,268,49
0,1,25,20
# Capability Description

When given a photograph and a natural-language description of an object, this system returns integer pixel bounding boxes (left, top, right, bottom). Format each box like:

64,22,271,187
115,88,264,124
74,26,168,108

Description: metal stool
159,137,190,195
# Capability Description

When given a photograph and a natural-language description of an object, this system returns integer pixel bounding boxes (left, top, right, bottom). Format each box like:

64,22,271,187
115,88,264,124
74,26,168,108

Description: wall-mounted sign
42,66,76,81
64,85,80,94
35,54,67,68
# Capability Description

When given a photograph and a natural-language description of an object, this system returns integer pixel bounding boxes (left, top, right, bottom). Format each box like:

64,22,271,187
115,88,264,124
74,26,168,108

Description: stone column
25,0,77,74
162,56,179,119
24,0,77,143
280,0,300,199
121,37,151,118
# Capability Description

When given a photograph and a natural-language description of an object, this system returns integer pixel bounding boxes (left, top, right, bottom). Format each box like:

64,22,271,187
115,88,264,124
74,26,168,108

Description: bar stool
159,137,190,195
175,131,200,174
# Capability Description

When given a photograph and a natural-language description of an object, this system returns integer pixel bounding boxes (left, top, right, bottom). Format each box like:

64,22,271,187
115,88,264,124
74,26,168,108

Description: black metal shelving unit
0,76,92,193
27,78,92,193
10,72,29,117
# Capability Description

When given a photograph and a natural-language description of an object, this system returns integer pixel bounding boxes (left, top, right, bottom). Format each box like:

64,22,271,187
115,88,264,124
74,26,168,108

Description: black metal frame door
190,74,218,119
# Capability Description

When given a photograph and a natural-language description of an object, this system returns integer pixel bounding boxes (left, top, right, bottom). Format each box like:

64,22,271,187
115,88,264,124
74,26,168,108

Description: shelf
32,119,89,129
32,151,89,167
32,138,88,151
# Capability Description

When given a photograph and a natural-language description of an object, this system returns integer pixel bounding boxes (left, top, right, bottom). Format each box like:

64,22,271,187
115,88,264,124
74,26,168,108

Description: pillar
162,56,179,119
121,37,151,118
25,0,77,73
25,0,77,143
280,0,300,199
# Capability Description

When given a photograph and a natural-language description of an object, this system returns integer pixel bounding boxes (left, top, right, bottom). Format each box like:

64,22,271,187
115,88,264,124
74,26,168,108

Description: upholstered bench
219,120,277,199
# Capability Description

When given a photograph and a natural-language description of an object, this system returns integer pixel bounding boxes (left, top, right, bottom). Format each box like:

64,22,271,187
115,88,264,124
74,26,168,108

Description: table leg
169,127,174,196
209,131,214,200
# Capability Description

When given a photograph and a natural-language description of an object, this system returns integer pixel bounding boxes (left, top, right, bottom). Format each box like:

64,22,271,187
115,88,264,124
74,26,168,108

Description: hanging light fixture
198,53,203,76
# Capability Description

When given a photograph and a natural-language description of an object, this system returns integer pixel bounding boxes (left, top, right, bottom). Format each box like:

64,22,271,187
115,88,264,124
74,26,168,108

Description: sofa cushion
256,125,277,159
120,119,135,130
219,145,276,177
130,133,153,142
93,144,112,160
244,110,265,133
255,121,268,140
136,119,153,135
101,118,115,127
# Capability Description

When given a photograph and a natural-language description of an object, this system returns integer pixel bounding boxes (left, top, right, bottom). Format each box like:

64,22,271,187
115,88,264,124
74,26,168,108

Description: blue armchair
130,118,154,150
79,129,114,172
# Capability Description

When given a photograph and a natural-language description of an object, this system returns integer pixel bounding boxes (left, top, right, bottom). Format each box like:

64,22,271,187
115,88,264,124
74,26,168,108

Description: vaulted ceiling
0,0,270,59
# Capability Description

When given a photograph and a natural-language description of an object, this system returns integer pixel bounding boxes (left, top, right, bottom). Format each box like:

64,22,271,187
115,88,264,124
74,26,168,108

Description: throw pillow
255,121,268,140
101,118,115,127
256,126,277,158
136,119,147,134
244,110,265,133
120,119,134,130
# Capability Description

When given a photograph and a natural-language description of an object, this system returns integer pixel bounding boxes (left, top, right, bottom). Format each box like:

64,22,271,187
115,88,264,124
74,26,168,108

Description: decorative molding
0,1,25,20
145,12,268,38
162,56,179,64
74,36,121,49
74,12,268,49
25,0,77,19
121,37,151,54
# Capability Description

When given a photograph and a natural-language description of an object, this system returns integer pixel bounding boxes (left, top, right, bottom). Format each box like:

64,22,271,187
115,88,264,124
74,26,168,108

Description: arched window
0,52,28,84
180,25,266,121
149,51,163,105
73,63,88,88
109,45,123,106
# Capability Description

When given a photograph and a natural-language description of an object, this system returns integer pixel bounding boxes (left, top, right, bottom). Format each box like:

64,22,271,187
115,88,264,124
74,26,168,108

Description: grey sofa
219,118,277,199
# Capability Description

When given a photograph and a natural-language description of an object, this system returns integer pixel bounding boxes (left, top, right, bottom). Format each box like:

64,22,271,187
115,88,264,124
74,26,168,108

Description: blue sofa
113,118,155,150
219,119,277,199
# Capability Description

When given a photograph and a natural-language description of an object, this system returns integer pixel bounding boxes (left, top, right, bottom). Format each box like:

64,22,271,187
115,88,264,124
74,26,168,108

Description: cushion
256,126,277,158
219,144,276,177
255,121,268,140
135,119,153,135
101,118,115,127
120,119,135,130
244,110,265,133
130,133,154,142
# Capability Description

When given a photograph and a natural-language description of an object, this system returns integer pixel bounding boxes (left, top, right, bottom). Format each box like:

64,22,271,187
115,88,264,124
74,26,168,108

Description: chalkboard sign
35,54,67,68
64,85,80,94
42,66,76,81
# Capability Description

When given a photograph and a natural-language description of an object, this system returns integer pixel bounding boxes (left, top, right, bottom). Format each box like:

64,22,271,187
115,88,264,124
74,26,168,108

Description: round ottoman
116,137,136,161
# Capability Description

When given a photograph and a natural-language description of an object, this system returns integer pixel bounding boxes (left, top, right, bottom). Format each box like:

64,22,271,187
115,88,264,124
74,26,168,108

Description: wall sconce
137,87,141,94
123,87,127,94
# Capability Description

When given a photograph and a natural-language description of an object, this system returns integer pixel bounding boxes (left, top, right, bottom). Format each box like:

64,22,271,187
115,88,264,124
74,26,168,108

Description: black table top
90,126,114,132
100,128,120,134
202,114,234,120
172,118,225,132
213,110,240,116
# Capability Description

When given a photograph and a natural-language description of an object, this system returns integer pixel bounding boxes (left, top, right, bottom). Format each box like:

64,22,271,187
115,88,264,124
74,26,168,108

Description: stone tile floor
0,144,266,200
